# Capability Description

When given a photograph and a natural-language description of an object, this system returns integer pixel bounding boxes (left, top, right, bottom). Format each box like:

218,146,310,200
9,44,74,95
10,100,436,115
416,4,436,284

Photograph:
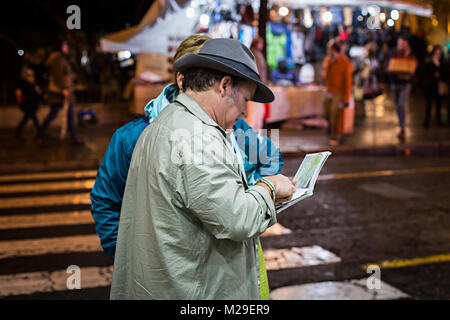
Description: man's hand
256,174,296,202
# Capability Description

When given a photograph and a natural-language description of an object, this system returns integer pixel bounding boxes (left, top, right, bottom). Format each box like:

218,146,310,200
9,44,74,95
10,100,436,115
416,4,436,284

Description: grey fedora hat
173,38,274,103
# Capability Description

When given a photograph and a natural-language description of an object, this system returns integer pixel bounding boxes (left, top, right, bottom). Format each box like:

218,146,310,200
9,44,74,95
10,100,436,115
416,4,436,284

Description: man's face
434,48,442,60
331,49,340,61
221,80,256,129
397,39,408,51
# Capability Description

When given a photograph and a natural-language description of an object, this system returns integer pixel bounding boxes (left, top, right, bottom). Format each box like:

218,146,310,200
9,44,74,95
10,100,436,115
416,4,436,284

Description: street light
322,11,333,24
391,10,399,21
368,5,380,17
186,7,195,19
199,14,210,26
117,50,131,61
279,6,289,17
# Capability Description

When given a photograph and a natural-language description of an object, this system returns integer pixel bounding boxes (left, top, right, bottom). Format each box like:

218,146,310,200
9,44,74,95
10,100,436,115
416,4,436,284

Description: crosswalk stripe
0,266,113,297
0,234,102,260
0,211,94,230
264,246,341,271
0,170,97,183
2,167,446,298
0,180,95,194
0,193,91,209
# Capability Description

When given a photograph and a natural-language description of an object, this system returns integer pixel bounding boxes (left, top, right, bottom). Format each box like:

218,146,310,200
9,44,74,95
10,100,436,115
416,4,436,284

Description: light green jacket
110,93,277,300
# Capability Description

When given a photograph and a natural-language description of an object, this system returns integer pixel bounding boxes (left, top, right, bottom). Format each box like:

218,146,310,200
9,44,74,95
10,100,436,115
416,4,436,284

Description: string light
391,10,399,21
186,7,195,19
279,6,289,17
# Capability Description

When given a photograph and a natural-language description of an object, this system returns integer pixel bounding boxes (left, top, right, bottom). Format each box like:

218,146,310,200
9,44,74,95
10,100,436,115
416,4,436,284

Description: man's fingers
277,194,293,203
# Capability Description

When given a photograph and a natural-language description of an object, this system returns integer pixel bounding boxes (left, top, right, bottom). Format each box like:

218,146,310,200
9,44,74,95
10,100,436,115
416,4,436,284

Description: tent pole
258,0,268,74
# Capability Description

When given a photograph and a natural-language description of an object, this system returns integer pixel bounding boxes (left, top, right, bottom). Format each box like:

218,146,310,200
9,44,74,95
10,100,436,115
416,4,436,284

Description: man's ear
219,76,233,97
176,72,184,91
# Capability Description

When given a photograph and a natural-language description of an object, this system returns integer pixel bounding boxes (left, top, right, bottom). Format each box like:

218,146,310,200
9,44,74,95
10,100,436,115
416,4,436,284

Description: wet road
0,155,449,299
267,155,450,299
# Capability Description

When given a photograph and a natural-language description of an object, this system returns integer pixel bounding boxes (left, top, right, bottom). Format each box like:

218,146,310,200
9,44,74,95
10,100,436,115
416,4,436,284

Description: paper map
293,153,323,188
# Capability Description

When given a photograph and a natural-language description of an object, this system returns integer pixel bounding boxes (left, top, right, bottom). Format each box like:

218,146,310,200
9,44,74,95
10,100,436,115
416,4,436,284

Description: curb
282,140,450,158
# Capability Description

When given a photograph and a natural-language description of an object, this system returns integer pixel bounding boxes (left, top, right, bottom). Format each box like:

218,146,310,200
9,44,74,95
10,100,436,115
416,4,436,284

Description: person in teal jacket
89,35,283,299
90,82,283,260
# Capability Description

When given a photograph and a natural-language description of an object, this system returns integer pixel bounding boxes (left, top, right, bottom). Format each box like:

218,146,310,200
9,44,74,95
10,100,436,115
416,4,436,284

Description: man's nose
241,103,248,117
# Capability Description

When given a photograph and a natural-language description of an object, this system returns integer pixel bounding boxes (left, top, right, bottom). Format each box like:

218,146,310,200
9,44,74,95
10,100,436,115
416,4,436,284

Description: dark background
0,0,154,103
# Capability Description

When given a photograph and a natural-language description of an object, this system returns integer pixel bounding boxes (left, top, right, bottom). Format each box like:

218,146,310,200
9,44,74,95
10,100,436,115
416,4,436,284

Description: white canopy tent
100,0,196,54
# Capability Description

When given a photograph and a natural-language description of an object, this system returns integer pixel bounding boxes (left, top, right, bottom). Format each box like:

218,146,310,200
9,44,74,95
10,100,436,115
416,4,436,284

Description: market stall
99,0,433,119
265,85,325,123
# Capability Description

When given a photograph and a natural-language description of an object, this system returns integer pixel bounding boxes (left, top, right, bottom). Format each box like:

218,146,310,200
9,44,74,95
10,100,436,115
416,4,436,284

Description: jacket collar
144,83,178,123
175,93,226,135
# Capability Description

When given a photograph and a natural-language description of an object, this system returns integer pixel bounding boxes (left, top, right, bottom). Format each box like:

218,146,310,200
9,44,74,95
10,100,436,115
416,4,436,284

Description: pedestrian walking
36,39,83,145
422,45,445,128
322,41,353,145
109,38,296,300
14,66,41,141
387,36,417,141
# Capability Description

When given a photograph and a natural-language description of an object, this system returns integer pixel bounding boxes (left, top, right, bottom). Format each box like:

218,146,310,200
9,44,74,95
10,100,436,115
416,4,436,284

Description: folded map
276,151,331,213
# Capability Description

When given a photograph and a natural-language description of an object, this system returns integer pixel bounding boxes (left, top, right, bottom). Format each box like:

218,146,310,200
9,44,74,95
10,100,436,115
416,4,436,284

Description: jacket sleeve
233,118,283,186
177,131,277,242
90,130,129,259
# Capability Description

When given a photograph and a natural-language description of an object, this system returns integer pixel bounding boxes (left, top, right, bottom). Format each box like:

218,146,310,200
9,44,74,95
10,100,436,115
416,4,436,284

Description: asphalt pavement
0,89,449,299
0,155,448,299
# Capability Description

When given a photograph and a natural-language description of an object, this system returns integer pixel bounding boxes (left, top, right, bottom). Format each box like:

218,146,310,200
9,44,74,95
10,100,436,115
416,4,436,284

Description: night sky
1,0,154,49
0,0,154,86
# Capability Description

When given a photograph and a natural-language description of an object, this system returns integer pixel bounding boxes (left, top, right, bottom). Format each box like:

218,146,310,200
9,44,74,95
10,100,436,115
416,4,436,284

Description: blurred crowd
12,25,450,146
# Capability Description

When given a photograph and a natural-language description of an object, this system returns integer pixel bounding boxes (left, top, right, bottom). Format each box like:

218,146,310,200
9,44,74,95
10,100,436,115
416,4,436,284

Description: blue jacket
90,84,283,259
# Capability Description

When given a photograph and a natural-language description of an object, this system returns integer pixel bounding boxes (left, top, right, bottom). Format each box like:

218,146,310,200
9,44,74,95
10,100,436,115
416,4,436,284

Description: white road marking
261,223,292,237
0,234,102,259
264,245,341,271
0,180,95,194
0,211,94,230
0,193,91,209
0,170,97,183
270,278,409,300
0,266,113,297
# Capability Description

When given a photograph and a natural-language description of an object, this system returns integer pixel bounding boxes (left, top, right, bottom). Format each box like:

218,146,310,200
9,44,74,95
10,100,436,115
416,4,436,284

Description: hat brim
174,53,274,103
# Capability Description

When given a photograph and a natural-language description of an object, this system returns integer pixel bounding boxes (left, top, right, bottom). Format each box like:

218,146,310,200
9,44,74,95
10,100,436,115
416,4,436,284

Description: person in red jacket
322,42,353,145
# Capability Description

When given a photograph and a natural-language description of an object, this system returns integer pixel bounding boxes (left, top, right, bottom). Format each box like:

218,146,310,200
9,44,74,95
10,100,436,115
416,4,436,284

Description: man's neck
183,89,220,126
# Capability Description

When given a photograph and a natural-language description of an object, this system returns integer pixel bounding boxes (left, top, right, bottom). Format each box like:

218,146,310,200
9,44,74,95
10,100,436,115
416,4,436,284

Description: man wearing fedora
110,38,296,300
